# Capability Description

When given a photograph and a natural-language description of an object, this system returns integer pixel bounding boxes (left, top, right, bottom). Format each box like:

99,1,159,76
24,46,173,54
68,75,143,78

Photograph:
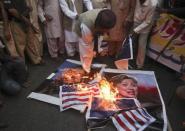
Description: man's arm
83,0,93,10
134,6,156,33
37,0,46,23
59,0,78,20
80,23,93,45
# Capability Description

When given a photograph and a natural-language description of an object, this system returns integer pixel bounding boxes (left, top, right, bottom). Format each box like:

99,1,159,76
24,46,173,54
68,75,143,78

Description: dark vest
63,0,83,31
74,9,102,37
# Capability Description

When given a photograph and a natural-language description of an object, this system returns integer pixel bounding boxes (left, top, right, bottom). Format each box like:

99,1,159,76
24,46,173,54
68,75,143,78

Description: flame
76,74,118,102
76,83,89,91
97,78,119,110
75,73,120,110
94,73,102,82
99,79,118,102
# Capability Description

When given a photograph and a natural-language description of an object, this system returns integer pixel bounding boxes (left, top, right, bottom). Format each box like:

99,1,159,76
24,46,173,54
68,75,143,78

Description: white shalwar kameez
59,0,93,56
79,23,94,73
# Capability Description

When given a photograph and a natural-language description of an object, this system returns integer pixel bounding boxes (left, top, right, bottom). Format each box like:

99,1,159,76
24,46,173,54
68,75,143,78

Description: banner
148,14,185,73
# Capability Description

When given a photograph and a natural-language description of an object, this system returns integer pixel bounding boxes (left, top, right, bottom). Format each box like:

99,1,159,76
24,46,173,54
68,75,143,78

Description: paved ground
0,53,185,131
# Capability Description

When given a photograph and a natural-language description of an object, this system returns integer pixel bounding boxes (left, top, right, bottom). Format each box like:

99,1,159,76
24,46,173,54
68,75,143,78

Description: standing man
59,0,93,57
108,0,136,56
1,0,43,64
132,0,158,69
108,0,136,69
26,0,43,56
38,0,65,59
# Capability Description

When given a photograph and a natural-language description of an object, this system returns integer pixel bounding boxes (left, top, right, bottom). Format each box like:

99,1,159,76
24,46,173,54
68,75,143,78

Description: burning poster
86,69,167,131
27,59,106,107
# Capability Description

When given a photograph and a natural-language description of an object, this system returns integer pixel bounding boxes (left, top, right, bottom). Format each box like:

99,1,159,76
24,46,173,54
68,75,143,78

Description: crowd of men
0,0,159,69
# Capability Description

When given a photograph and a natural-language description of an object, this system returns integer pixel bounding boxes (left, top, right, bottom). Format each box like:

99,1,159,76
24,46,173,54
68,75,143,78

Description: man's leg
58,35,65,55
26,27,42,64
65,41,76,57
10,21,27,58
47,38,58,58
136,33,149,69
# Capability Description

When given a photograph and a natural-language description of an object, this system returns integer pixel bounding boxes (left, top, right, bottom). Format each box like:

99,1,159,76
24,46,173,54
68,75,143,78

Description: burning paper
28,59,106,112
99,79,118,102
86,69,167,131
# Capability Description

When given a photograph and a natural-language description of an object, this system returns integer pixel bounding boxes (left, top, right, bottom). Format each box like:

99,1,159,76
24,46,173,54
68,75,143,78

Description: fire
74,73,120,110
76,73,118,102
99,79,118,102
76,83,89,91
97,78,119,110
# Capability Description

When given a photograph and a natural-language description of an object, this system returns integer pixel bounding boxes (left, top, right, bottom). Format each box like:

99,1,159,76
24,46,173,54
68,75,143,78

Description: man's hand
75,14,79,20
22,6,33,16
130,30,138,38
44,14,53,22
42,14,53,26
8,8,19,17
42,20,47,26
99,49,108,56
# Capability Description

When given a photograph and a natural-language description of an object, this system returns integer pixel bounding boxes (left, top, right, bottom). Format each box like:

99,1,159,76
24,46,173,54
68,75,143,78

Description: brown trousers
5,21,42,64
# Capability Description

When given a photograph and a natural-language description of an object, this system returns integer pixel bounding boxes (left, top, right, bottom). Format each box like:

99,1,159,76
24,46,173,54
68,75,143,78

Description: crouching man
74,9,116,73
